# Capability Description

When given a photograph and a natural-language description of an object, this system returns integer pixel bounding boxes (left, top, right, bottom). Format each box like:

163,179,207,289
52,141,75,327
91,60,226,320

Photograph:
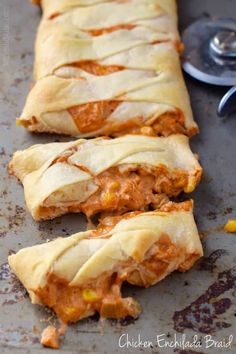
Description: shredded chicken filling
108,111,191,137
41,165,198,219
78,166,189,217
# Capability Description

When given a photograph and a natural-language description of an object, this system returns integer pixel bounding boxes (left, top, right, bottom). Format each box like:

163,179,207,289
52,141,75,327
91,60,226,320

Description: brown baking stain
198,250,228,272
223,207,233,215
207,211,217,221
206,207,233,222
0,231,7,238
202,172,213,185
8,205,26,229
174,350,206,354
13,78,24,87
0,121,11,129
199,225,224,239
0,326,40,346
0,147,6,156
228,192,236,197
173,267,236,334
0,262,12,282
87,313,100,323
21,51,33,60
0,189,7,197
0,261,28,304
109,315,138,327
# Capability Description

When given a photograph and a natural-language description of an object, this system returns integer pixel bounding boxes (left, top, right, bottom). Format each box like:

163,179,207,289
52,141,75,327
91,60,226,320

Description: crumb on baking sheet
41,323,66,349
41,325,60,349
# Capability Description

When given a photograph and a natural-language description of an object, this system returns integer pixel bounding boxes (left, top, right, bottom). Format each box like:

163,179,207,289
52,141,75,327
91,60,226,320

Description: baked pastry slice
19,0,197,137
18,47,197,137
9,134,202,221
8,200,203,347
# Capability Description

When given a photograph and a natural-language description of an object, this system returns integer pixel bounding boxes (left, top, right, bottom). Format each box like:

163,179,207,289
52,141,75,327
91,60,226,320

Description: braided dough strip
33,0,177,21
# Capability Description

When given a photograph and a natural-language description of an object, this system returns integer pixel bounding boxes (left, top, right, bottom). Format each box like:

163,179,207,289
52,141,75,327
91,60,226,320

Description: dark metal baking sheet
0,0,236,353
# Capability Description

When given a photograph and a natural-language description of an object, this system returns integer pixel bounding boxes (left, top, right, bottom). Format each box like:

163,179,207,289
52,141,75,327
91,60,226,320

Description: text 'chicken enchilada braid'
9,135,202,221
18,0,198,137
8,200,203,348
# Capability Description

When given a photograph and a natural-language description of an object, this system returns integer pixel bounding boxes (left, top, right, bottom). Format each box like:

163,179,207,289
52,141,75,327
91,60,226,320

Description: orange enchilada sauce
68,103,193,137
66,61,124,76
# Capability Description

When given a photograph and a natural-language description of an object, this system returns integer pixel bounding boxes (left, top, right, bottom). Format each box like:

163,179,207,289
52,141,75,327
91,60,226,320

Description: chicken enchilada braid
7,1,204,349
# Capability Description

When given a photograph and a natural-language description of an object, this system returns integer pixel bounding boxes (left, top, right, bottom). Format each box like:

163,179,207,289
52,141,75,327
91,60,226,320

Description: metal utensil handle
218,86,236,117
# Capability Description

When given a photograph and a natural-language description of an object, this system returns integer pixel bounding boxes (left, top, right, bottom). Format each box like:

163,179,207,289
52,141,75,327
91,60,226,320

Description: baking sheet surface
0,0,236,353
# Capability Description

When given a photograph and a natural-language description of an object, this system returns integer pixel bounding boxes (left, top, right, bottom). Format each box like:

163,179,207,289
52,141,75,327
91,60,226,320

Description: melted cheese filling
79,166,187,217
40,165,201,219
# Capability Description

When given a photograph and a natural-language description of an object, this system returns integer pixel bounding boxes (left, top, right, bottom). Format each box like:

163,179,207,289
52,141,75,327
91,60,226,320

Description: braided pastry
18,0,197,137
